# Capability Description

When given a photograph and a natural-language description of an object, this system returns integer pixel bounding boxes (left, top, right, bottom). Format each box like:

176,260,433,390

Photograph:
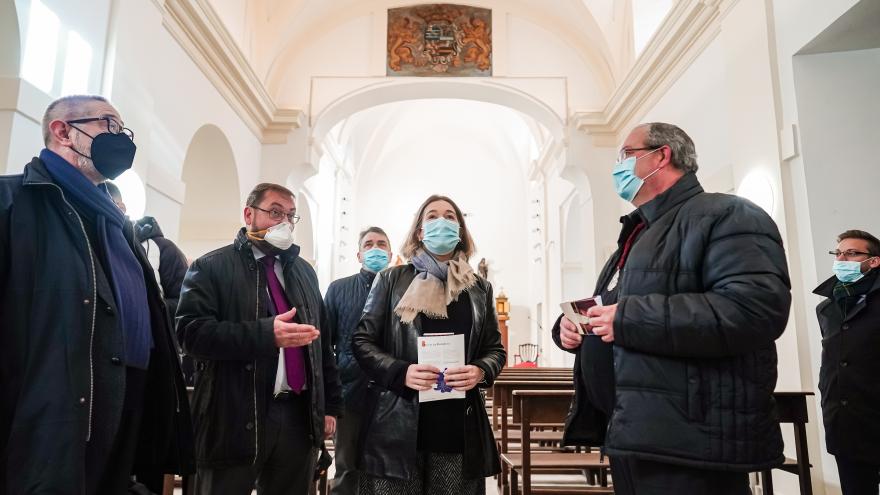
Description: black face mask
70,129,137,180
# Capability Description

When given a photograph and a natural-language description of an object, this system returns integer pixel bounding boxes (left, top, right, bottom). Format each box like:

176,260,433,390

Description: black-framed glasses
67,117,134,141
829,250,874,258
617,146,661,162
251,205,300,224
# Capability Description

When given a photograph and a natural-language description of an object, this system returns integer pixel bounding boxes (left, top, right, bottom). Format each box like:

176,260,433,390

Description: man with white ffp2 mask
176,182,342,494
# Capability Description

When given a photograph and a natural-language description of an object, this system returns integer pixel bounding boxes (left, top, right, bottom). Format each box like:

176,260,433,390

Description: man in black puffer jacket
324,226,392,495
554,123,791,494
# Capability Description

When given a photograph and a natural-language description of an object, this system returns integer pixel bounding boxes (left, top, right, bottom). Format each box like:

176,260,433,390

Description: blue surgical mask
362,248,390,272
612,148,662,202
422,218,461,255
833,258,874,283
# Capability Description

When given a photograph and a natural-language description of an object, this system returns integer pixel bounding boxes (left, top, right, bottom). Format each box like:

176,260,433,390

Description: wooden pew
504,390,612,495
760,391,815,495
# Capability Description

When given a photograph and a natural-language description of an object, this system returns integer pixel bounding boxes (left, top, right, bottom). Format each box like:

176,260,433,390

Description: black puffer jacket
352,264,506,480
324,269,376,406
604,173,792,471
176,229,343,467
814,271,880,463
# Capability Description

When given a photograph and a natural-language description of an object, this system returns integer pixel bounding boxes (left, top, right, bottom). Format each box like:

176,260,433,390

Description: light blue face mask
612,147,662,202
833,258,875,283
422,218,461,255
362,248,390,272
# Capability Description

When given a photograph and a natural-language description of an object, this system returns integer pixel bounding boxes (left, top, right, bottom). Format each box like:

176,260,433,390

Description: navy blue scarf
41,149,153,369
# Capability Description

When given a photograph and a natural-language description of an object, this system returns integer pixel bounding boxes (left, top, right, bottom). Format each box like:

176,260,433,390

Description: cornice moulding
574,0,733,144
161,0,303,144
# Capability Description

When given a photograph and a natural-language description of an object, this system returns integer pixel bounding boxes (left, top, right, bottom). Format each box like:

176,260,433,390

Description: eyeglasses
67,117,134,141
829,250,874,259
617,146,661,162
251,205,300,224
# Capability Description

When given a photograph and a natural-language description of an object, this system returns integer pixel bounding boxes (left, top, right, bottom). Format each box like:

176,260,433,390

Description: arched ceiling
324,99,545,181
210,0,647,96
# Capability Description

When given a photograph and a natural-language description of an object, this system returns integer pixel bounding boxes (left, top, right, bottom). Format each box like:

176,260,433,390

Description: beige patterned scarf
394,249,477,324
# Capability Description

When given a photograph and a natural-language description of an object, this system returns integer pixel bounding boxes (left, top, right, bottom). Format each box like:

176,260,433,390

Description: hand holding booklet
417,333,465,403
560,296,603,335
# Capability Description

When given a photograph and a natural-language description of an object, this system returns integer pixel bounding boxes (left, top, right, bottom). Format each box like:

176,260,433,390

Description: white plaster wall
107,0,262,249
271,8,610,113
504,15,608,110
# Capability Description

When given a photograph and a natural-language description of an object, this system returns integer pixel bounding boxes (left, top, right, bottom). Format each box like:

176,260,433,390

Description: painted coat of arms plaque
387,4,492,76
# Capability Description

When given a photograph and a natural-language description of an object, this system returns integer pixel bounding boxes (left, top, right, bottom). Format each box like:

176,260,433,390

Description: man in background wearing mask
0,95,193,493
323,226,392,495
815,230,880,494
176,182,342,494
552,122,791,494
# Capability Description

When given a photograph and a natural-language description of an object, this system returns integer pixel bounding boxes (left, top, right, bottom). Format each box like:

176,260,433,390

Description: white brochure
417,333,466,403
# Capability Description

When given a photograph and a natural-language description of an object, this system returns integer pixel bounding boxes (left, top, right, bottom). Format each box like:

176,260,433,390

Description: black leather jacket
176,229,342,467
352,264,506,480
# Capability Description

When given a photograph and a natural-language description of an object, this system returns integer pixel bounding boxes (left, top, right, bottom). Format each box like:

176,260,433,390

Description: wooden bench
502,390,612,495
760,391,815,495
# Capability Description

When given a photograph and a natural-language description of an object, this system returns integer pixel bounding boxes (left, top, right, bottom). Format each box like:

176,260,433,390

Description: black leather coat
176,229,342,467
815,272,880,463
604,173,792,471
352,264,506,480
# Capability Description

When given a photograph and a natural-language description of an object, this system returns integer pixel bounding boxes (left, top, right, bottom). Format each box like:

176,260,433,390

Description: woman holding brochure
353,194,506,495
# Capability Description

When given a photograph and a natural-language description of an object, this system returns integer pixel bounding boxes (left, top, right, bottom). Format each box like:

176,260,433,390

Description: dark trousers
194,393,317,495
609,456,751,495
85,367,149,495
331,406,360,495
836,455,880,495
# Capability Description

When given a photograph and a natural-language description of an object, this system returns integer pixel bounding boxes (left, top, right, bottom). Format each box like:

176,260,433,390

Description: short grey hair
640,122,698,173
42,95,109,145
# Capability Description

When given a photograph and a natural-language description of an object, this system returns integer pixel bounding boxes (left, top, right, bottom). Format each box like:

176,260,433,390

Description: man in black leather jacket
554,123,791,494
324,226,392,495
176,182,342,494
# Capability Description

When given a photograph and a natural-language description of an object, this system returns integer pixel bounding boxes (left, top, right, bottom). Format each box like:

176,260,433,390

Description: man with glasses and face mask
552,122,791,494
0,95,194,493
815,230,880,494
176,182,342,494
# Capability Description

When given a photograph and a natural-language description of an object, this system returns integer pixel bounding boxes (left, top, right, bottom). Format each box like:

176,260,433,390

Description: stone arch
294,189,316,265
178,124,242,258
0,1,20,77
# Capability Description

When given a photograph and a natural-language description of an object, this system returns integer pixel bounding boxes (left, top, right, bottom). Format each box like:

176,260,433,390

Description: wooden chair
760,392,815,495
513,343,541,367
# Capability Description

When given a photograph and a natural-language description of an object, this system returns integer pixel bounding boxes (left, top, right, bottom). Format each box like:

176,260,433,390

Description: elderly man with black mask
0,94,193,493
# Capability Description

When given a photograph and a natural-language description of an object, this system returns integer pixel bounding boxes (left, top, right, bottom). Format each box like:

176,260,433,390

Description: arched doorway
311,83,572,366
0,1,20,77
178,124,242,258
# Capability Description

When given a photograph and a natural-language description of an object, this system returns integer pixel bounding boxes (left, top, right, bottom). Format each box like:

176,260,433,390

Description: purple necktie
260,256,306,393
